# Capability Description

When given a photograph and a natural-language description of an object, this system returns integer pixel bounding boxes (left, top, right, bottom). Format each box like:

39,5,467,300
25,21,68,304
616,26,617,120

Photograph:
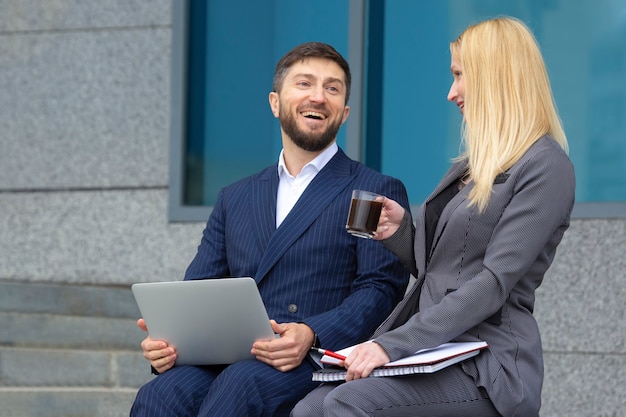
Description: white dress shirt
276,143,338,228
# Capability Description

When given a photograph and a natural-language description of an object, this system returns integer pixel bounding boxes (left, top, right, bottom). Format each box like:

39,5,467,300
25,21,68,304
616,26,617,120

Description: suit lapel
413,161,467,275
374,161,468,335
424,160,467,205
253,149,354,284
250,166,279,256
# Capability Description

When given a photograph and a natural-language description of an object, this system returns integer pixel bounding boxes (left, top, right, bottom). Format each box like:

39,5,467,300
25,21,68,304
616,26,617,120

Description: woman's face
447,57,465,115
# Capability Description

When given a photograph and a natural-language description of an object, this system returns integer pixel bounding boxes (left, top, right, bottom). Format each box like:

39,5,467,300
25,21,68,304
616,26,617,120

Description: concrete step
0,387,138,417
0,280,145,351
0,347,153,388
0,281,153,416
0,311,144,351
0,281,140,319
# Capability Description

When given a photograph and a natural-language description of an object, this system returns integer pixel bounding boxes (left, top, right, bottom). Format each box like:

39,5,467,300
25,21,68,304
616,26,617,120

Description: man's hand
251,320,315,372
343,342,390,381
137,318,177,374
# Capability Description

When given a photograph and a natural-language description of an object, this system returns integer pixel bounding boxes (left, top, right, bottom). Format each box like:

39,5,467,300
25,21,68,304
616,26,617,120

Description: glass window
171,0,626,221
169,0,352,221
380,0,626,217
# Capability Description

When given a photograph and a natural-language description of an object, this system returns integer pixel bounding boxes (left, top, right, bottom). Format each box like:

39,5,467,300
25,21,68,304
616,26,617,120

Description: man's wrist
312,332,321,348
300,322,320,347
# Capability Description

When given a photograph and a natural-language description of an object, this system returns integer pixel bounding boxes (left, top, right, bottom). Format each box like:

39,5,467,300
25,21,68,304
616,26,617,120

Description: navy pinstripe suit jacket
184,147,410,354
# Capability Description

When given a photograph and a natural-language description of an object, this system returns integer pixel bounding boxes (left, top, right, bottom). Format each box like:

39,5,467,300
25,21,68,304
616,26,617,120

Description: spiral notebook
312,341,488,382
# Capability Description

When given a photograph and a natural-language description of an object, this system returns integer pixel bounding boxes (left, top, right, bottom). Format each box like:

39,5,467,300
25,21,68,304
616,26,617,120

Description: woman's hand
343,342,390,381
373,197,405,241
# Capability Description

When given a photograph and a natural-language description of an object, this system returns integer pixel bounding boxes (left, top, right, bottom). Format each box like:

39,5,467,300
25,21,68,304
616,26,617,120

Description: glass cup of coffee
346,190,384,239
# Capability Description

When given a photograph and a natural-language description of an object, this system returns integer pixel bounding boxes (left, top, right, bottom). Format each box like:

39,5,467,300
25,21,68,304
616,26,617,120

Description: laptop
131,277,276,365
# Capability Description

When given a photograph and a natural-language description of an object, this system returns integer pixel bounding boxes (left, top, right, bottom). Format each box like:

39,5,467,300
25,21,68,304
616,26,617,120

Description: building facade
0,1,624,416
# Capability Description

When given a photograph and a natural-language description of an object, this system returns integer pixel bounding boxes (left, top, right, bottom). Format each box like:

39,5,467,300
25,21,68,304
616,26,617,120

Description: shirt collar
277,142,338,178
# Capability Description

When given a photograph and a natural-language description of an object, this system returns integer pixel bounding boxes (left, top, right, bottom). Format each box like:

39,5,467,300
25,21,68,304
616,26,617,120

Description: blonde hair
450,17,568,212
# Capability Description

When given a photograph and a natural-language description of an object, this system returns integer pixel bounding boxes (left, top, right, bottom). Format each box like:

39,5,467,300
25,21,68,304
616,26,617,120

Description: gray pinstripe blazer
375,136,575,417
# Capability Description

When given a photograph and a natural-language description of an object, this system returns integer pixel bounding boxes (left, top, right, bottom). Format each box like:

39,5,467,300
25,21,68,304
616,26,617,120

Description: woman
291,17,575,417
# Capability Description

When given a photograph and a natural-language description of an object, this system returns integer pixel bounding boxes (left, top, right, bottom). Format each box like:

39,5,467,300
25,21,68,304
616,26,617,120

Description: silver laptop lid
131,277,275,365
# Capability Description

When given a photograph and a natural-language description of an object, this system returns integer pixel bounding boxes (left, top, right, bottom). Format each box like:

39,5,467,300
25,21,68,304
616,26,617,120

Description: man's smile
301,111,327,120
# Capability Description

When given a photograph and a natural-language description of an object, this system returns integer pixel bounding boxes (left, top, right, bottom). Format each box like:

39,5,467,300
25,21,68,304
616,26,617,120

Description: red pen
311,347,346,361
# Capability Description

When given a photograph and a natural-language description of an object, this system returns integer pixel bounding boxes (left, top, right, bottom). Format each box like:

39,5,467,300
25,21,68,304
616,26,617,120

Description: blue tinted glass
381,0,626,204
183,0,625,210
184,0,350,206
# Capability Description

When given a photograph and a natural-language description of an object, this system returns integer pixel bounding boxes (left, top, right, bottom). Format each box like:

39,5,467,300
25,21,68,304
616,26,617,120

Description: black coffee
346,198,383,237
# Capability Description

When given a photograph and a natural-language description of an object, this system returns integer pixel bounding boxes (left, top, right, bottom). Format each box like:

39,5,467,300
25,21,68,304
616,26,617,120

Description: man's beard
279,105,344,152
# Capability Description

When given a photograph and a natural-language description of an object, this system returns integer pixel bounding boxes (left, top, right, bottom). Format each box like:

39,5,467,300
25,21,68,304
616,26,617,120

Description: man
130,42,410,417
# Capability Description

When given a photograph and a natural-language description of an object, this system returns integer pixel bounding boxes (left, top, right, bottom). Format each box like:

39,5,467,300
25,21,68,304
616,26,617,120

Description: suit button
288,304,298,313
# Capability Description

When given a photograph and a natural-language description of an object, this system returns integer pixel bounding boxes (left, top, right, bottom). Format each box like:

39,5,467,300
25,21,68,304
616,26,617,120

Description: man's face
269,58,350,152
